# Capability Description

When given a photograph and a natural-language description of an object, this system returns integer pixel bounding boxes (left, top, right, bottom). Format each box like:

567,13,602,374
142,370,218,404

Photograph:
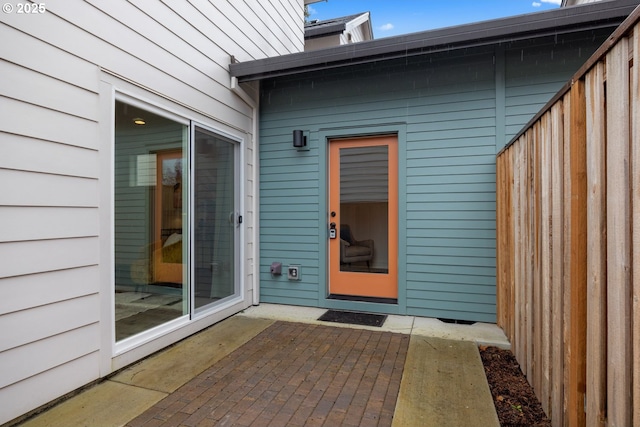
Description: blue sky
307,0,562,38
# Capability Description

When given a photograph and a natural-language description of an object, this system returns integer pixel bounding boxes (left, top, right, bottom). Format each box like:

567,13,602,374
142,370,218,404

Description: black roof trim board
231,0,639,82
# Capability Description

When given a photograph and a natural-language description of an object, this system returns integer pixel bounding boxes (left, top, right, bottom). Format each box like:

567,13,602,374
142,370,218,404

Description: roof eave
305,23,347,39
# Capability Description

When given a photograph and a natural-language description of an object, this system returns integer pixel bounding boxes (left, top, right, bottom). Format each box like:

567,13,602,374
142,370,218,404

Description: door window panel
193,127,238,312
114,100,241,341
339,145,389,274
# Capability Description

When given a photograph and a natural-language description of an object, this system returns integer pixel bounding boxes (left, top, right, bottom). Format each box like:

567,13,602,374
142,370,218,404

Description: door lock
329,222,337,239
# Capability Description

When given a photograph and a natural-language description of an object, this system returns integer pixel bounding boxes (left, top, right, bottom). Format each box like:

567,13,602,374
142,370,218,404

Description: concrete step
393,336,500,427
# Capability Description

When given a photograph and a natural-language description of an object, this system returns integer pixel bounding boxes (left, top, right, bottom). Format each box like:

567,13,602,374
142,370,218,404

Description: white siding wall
0,1,303,424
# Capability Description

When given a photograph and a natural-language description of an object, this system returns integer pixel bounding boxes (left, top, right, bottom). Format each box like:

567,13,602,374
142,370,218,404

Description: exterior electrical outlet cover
270,262,282,275
288,266,300,280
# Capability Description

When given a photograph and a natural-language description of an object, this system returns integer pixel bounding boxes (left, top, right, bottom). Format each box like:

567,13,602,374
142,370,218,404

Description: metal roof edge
231,0,639,81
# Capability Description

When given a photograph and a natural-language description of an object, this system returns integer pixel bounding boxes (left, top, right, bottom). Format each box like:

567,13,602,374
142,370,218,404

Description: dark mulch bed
479,346,551,427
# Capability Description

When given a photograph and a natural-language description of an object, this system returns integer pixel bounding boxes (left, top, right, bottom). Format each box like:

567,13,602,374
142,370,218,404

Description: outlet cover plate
288,265,300,280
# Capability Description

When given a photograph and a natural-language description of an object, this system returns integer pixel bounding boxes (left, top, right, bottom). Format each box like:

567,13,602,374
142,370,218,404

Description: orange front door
328,136,398,299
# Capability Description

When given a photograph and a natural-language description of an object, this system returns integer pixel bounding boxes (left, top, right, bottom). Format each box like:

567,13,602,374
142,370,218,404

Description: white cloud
540,0,561,4
532,1,542,6
307,5,317,15
379,23,394,31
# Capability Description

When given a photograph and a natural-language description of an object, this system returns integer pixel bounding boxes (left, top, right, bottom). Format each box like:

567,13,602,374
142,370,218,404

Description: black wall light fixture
292,130,307,148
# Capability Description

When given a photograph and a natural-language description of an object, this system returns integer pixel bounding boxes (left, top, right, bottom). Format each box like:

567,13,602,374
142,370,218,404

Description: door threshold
328,294,397,305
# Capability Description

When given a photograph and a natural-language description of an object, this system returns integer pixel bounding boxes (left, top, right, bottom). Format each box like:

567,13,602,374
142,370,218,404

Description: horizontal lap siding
0,0,302,424
0,352,101,426
405,75,498,322
260,30,611,322
259,50,499,318
259,128,321,305
3,33,92,420
504,29,612,141
0,19,102,419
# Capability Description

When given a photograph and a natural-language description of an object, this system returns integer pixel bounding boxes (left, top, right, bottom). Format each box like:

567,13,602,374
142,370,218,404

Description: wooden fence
496,6,640,427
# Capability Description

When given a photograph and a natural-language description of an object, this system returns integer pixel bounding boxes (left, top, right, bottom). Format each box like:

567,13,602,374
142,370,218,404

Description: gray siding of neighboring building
257,29,611,322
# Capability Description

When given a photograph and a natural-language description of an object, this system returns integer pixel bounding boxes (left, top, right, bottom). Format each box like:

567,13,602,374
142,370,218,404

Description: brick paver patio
125,321,410,427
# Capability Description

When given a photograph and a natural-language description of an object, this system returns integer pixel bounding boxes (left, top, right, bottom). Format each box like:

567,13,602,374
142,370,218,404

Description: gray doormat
318,309,387,327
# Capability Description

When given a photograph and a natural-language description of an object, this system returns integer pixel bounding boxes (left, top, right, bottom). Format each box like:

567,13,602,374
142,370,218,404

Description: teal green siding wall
259,30,611,322
504,32,602,141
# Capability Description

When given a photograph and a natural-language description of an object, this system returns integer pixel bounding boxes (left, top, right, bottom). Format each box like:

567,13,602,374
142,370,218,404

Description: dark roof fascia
231,0,639,82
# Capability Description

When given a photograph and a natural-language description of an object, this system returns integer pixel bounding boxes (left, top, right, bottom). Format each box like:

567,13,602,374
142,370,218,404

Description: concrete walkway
16,304,508,427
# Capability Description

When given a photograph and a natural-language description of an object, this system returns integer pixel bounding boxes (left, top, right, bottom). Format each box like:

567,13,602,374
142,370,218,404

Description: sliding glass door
114,99,241,343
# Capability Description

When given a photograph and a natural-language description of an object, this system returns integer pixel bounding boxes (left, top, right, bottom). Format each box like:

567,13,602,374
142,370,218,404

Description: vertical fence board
514,138,524,366
631,23,640,427
496,153,505,331
519,136,528,374
533,125,543,398
508,147,515,343
606,38,632,427
498,146,514,341
550,101,565,426
525,131,534,383
568,79,588,427
539,113,552,415
561,93,573,425
585,61,607,427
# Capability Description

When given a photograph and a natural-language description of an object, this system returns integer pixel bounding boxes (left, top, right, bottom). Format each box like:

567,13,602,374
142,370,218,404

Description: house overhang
231,0,639,82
